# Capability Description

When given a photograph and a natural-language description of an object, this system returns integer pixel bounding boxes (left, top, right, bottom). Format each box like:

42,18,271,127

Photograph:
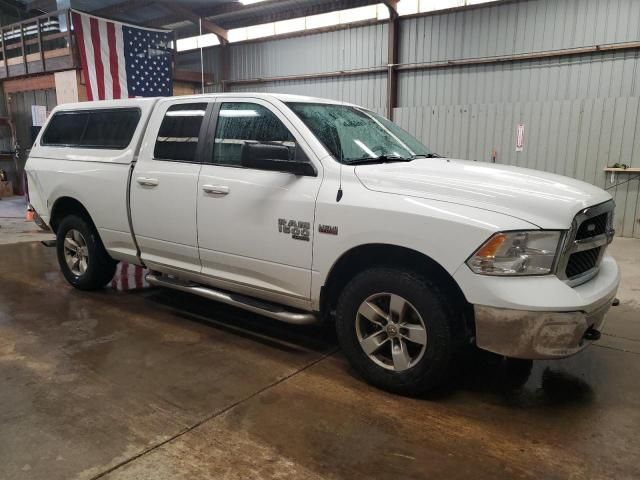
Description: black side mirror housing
240,142,316,176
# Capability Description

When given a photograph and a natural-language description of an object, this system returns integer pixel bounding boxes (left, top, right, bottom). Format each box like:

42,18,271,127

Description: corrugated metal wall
178,22,389,115
395,0,640,238
181,0,640,237
229,24,387,79
229,75,388,116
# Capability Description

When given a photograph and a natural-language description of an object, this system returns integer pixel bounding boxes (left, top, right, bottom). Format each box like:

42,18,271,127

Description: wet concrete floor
1,240,639,480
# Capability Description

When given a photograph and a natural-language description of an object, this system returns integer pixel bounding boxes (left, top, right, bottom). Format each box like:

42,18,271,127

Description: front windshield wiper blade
410,153,442,159
347,155,412,165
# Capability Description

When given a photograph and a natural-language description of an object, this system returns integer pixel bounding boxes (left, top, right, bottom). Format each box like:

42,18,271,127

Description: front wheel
56,215,117,290
335,267,458,395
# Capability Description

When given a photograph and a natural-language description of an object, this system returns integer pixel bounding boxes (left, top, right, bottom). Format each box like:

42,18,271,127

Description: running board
145,273,318,325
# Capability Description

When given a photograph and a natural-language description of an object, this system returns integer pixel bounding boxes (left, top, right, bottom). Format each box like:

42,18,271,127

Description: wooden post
37,18,45,72
20,22,27,75
1,28,8,78
66,10,74,66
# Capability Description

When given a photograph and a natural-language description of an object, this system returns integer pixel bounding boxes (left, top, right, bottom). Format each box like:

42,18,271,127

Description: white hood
355,158,612,229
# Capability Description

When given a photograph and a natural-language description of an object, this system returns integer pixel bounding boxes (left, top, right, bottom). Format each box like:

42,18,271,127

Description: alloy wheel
355,292,427,372
63,229,89,276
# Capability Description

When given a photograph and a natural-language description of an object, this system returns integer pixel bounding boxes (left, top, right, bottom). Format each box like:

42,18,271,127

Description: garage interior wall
2,87,57,193
178,0,640,238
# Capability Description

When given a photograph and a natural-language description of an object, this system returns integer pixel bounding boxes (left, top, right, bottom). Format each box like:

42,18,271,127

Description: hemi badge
319,224,339,235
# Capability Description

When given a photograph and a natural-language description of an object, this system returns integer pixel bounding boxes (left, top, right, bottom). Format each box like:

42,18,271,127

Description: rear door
130,99,212,272
197,98,322,307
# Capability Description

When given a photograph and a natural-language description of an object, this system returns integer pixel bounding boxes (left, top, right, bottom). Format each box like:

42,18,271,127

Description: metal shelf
603,168,640,173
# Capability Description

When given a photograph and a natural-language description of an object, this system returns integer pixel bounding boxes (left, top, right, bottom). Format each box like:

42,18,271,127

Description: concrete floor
0,196,54,245
0,232,638,479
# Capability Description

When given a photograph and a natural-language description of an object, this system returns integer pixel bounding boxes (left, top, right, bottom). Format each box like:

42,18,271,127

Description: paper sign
515,123,525,152
31,105,47,127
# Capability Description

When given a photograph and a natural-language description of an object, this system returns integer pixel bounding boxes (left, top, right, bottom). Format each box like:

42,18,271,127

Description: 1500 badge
278,218,311,242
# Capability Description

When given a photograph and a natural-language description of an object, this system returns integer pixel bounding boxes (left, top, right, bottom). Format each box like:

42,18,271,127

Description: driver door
196,98,322,308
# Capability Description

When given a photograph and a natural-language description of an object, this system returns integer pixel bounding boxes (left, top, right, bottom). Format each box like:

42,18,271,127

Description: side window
213,102,295,167
154,103,207,162
41,112,89,146
82,110,141,149
41,109,140,149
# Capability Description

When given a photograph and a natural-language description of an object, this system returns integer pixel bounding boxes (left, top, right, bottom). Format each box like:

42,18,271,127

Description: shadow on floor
137,287,595,410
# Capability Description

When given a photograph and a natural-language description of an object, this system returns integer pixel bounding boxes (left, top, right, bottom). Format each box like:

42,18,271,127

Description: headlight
467,231,562,276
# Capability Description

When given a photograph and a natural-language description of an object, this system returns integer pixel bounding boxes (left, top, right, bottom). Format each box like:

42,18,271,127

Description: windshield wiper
410,153,441,159
347,155,412,165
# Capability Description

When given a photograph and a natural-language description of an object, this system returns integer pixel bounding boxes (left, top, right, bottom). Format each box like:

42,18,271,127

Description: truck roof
52,93,358,113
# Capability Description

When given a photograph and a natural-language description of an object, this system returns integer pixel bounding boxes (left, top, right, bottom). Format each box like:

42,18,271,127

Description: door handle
202,185,230,195
136,177,159,187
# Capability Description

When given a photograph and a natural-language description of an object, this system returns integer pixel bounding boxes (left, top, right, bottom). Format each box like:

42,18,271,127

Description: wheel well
49,197,96,234
321,244,474,336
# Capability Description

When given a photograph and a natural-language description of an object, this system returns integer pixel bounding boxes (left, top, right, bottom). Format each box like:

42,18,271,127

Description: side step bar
145,273,318,326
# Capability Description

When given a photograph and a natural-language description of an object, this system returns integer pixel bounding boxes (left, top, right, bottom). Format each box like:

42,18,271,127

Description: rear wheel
56,215,117,290
336,267,458,395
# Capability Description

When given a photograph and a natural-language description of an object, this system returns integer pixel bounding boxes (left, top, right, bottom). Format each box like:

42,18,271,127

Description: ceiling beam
145,2,246,29
381,0,398,17
159,2,228,43
171,0,381,37
93,0,153,17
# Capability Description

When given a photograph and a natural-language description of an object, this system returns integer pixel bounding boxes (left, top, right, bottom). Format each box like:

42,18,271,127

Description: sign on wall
515,123,525,152
31,105,47,127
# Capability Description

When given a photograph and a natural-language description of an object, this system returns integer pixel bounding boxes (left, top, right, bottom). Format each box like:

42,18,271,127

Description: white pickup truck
25,93,619,394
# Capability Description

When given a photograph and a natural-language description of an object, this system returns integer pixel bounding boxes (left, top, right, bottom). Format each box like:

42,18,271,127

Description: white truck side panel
25,98,159,264
310,165,537,310
26,157,135,260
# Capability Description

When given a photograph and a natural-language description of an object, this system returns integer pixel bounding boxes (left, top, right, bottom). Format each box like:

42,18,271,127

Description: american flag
71,10,173,101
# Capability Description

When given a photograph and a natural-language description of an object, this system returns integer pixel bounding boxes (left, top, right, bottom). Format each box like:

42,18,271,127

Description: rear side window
41,112,89,146
41,109,140,149
154,103,207,162
82,110,141,148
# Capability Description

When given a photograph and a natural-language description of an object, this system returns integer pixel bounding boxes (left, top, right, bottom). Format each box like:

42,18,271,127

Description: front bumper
29,204,50,231
454,255,620,359
474,296,614,359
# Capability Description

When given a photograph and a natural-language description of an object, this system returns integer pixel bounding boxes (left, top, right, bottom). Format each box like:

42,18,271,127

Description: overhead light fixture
240,0,266,5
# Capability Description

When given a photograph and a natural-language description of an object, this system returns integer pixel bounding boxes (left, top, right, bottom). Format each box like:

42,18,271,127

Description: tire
335,267,459,396
56,215,117,290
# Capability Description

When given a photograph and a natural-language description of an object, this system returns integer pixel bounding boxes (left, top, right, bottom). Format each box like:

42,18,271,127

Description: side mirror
240,142,316,176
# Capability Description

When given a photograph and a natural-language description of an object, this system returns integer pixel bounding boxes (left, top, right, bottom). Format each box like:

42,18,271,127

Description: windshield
286,102,433,164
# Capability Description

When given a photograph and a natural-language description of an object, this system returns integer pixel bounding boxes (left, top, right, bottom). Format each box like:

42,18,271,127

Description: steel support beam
381,0,398,16
159,2,228,44
220,44,230,92
386,9,399,120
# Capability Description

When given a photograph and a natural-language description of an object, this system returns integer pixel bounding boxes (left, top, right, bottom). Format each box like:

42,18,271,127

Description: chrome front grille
556,201,615,286
565,247,602,278
575,212,609,240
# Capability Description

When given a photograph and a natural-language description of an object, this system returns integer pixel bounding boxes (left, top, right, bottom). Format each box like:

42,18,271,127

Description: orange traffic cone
26,208,34,221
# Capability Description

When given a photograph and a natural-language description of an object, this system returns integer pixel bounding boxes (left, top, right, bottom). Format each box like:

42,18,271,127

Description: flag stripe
89,18,106,100
122,262,129,291
134,262,142,288
106,22,121,99
81,14,99,101
114,22,129,97
72,13,92,101
97,20,113,99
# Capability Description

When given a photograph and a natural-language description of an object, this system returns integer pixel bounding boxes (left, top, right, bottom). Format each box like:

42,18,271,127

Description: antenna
199,18,205,94
336,47,345,202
